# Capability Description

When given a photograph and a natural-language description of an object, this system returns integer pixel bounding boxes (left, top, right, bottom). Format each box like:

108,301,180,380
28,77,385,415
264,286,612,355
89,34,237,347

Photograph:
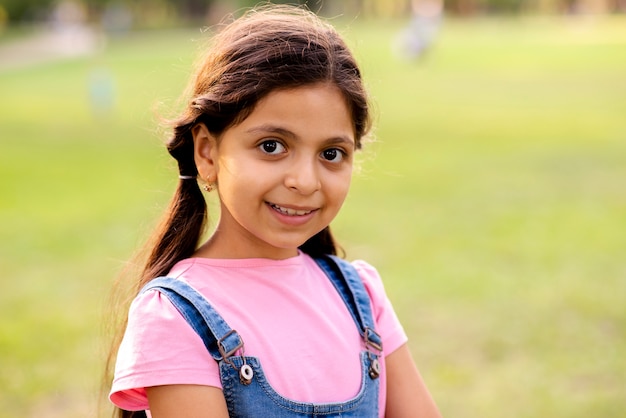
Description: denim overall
141,255,383,417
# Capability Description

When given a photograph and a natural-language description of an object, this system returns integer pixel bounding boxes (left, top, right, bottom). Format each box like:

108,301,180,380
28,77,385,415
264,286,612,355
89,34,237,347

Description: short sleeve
109,289,221,411
352,260,408,357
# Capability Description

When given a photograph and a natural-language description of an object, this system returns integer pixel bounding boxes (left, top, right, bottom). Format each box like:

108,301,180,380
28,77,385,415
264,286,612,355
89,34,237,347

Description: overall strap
313,256,383,352
141,277,243,362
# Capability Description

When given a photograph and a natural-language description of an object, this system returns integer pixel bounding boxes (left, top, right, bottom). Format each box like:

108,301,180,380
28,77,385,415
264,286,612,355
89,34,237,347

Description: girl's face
194,83,355,260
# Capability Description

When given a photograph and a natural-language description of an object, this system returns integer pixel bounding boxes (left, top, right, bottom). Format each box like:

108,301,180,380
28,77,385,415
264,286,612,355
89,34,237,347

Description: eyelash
257,139,348,163
258,140,286,155
321,148,346,163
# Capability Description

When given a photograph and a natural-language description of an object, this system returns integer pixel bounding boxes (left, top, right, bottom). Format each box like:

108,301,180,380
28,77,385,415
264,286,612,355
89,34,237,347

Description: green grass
1,15,625,417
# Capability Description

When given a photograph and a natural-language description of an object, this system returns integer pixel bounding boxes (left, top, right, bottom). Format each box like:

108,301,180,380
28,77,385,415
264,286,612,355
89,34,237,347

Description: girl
108,5,441,418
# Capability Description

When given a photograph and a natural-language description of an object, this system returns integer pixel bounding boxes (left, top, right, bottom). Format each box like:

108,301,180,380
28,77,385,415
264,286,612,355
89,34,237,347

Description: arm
385,343,442,418
146,385,229,418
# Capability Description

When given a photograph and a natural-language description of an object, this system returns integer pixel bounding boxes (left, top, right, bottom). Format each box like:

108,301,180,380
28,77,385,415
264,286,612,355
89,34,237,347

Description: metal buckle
363,327,382,380
217,329,243,361
363,327,383,352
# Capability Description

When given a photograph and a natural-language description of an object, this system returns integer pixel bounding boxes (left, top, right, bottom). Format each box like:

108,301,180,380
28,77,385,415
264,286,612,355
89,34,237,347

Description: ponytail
140,179,206,285
139,128,206,287
108,128,207,418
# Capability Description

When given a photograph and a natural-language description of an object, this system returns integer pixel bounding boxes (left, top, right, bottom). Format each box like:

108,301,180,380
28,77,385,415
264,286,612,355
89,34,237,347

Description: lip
266,202,319,225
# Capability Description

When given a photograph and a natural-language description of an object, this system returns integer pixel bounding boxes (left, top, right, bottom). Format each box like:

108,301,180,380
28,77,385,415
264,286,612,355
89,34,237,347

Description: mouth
268,202,317,216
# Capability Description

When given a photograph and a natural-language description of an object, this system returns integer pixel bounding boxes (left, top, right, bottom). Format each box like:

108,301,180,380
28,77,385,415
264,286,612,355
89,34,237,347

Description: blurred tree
1,0,55,21
0,0,622,24
482,0,525,13
445,0,480,14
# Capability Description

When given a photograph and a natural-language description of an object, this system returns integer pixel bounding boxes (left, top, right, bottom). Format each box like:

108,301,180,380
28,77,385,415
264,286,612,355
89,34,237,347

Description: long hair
106,5,371,417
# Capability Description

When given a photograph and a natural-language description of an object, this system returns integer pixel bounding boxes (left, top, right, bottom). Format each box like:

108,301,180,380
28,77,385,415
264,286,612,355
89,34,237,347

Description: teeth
271,204,313,216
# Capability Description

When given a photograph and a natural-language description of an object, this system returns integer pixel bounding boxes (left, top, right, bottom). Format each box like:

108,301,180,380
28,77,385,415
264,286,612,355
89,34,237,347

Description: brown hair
106,5,370,417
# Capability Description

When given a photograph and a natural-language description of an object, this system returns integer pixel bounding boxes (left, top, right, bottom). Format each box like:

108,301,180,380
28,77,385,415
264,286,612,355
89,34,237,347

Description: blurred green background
1,0,625,417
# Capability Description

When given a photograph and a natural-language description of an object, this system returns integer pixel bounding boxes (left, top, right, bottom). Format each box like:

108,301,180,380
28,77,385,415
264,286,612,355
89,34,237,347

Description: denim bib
141,255,383,417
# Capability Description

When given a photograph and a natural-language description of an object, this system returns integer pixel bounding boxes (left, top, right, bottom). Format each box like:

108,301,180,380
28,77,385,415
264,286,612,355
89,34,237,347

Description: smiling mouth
268,203,316,216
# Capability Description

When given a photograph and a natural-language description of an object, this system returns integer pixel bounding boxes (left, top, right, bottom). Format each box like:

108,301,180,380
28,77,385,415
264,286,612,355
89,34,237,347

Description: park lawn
0,15,625,417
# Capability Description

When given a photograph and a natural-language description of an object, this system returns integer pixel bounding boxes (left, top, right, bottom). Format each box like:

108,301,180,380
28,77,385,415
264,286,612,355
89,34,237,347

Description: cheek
216,157,255,187
328,172,353,206
216,159,270,204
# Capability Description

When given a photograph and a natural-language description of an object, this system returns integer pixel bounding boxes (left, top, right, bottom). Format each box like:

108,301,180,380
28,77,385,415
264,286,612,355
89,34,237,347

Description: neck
194,234,299,260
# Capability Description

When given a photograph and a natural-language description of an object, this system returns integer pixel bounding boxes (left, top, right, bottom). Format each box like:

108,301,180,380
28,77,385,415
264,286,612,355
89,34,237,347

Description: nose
284,158,321,195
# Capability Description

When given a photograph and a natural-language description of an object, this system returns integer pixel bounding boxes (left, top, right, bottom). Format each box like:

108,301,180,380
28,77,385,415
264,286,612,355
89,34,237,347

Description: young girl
108,5,441,418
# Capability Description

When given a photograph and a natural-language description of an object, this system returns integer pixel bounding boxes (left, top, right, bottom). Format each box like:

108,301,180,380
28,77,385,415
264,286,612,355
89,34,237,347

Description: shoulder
350,259,382,281
350,259,386,298
111,280,220,410
308,256,386,300
127,284,183,328
348,259,409,355
122,284,211,360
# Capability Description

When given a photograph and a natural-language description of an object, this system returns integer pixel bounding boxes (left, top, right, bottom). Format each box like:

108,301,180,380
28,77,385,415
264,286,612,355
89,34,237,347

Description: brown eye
321,148,344,162
259,140,285,155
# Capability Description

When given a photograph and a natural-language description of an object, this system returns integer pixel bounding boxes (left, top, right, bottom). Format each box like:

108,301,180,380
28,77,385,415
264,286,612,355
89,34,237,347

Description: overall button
240,364,254,385
369,358,380,379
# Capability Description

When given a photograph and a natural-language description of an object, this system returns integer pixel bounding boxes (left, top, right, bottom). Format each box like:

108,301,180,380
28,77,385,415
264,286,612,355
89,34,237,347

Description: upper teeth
271,204,313,216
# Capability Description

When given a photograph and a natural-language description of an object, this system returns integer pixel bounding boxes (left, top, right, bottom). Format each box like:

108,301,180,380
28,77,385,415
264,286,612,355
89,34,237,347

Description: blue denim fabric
141,255,382,417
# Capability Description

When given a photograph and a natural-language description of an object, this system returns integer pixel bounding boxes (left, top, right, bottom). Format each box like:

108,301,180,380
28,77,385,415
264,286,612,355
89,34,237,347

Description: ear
192,123,219,182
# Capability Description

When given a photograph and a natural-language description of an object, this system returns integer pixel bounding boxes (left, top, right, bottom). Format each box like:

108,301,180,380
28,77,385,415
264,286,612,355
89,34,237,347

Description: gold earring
203,176,214,192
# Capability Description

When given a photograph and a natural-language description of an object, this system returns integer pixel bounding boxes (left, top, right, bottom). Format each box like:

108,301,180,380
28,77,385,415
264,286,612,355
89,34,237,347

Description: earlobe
192,123,218,180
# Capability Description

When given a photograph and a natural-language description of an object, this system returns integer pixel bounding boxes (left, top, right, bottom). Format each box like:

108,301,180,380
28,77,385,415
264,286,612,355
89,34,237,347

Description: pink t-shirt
110,253,407,416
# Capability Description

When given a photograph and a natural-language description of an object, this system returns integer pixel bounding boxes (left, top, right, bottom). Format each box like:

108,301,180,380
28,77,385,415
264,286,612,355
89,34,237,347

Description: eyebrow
246,124,355,148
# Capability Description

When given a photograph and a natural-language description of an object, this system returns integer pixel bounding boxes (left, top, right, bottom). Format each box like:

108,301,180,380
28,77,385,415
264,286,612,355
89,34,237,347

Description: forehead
237,83,354,137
